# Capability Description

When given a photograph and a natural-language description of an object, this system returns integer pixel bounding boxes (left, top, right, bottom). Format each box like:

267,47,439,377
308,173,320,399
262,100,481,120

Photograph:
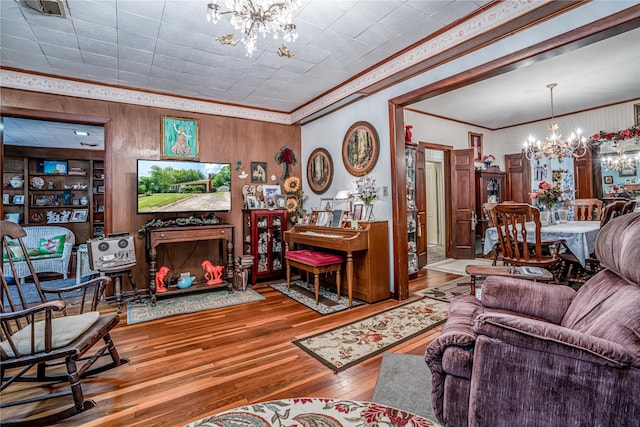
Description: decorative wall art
262,184,281,196
43,160,68,175
71,209,88,222
635,103,640,126
251,162,267,183
604,175,614,184
468,132,483,161
161,116,199,160
342,121,379,177
307,148,333,194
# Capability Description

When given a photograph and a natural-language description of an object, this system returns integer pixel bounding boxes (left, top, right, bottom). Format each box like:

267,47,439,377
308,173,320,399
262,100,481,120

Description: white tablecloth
483,221,600,267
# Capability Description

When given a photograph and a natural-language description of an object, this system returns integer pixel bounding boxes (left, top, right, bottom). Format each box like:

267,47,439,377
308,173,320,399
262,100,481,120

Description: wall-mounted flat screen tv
137,159,231,214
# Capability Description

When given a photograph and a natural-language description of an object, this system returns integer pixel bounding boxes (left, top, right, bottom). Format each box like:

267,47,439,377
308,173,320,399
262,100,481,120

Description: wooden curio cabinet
475,166,506,237
242,209,287,285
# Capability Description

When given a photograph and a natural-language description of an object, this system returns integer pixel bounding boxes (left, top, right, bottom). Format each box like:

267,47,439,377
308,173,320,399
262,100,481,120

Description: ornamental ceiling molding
0,70,291,125
1,1,545,125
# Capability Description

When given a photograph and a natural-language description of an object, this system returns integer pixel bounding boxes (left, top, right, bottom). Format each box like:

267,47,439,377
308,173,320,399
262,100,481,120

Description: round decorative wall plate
30,176,45,189
342,121,379,177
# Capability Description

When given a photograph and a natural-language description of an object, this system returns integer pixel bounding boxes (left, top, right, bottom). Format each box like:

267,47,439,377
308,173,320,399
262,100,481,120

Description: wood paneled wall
1,88,301,289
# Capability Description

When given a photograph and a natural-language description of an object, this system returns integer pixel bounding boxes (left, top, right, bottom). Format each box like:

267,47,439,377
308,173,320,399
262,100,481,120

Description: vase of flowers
529,181,561,218
354,176,378,221
483,154,496,169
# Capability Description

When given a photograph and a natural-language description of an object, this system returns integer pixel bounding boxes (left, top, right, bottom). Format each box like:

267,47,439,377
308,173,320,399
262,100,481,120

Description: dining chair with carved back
1,220,129,426
559,200,630,288
490,203,563,283
622,199,637,215
566,198,603,221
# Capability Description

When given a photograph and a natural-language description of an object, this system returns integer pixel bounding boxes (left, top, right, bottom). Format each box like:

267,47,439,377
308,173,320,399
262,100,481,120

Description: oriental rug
425,257,493,276
126,288,264,325
184,397,439,427
269,280,365,315
414,277,473,302
293,297,449,372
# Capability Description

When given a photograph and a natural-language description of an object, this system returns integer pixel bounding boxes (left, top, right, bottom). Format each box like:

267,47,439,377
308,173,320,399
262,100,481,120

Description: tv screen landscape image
137,159,231,214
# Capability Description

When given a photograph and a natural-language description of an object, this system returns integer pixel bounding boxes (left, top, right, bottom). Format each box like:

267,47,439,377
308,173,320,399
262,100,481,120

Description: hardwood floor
2,269,460,426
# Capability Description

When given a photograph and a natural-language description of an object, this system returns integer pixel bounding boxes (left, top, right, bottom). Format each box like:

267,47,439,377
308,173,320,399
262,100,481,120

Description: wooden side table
465,265,554,296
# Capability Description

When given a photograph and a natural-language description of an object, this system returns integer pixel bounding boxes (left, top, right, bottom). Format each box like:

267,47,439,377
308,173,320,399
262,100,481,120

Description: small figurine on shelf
202,260,225,285
405,125,413,142
156,266,170,293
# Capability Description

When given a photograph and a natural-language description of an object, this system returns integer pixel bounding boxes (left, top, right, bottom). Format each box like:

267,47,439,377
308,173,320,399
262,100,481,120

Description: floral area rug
184,397,439,427
269,280,365,315
126,288,264,325
425,258,493,276
293,297,449,372
414,277,473,302
2,277,83,306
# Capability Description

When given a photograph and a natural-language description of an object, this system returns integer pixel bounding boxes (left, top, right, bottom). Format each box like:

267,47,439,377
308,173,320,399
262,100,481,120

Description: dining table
483,220,601,267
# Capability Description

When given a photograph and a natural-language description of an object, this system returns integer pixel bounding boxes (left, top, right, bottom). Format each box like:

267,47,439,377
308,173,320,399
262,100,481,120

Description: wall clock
342,121,379,177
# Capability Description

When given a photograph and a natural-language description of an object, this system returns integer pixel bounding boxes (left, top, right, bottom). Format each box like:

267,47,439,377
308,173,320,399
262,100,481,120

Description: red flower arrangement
590,125,640,143
275,145,298,181
529,181,561,210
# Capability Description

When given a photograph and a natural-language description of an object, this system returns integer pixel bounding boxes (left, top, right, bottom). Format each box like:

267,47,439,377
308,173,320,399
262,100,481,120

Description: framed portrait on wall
604,175,614,184
251,162,267,183
342,121,380,177
307,148,333,194
468,132,483,161
161,116,199,160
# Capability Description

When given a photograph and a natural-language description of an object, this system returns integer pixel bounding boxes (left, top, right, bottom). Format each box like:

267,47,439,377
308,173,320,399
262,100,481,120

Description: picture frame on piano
316,211,332,227
352,203,363,221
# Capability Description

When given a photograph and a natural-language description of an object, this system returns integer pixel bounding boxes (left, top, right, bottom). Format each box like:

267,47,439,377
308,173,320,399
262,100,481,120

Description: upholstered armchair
424,212,640,427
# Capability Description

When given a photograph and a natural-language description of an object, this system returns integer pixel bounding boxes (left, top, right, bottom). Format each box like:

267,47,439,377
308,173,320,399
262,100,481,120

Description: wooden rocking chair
1,220,128,426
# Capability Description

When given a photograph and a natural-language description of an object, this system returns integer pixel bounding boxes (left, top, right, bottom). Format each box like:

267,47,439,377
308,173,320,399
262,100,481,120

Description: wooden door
574,147,598,199
505,153,530,202
415,144,427,268
449,148,476,258
425,163,439,244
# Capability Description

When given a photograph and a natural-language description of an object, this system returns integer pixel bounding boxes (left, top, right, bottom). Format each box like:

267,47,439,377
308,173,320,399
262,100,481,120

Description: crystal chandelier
523,83,588,160
602,147,639,173
592,125,640,173
207,0,300,57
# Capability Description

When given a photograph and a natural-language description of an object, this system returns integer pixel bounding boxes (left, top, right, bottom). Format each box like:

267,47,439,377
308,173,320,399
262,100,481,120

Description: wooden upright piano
284,221,389,303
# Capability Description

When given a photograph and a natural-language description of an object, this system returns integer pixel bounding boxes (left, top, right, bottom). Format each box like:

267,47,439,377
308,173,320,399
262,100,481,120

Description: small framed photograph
262,184,281,196
265,195,277,209
246,195,259,209
161,116,200,161
251,162,267,183
604,175,614,184
321,198,333,211
302,212,312,225
352,203,364,221
71,209,88,222
12,195,25,205
97,185,105,193
468,132,483,161
275,194,287,209
43,160,68,175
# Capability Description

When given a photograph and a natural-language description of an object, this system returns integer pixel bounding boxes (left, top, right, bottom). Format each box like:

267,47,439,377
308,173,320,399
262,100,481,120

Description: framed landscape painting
161,116,199,160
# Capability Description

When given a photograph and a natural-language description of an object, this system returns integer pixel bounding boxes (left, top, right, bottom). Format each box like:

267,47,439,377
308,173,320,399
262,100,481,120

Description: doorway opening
424,148,446,265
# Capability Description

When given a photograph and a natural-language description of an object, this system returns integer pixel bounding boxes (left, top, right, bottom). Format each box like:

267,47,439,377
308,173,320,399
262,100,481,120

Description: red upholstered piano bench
285,249,343,305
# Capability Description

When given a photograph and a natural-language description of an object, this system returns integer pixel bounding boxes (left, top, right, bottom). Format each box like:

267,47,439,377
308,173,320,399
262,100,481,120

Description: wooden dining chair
481,203,500,265
566,198,603,221
1,220,128,426
600,201,626,227
622,199,637,215
490,203,562,283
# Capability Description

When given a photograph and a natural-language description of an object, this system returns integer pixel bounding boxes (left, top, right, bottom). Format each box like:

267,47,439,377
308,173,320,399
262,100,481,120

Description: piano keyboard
298,230,345,239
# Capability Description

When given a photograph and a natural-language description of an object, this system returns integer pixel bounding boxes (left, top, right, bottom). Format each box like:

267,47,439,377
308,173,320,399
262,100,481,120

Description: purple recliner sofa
425,212,640,427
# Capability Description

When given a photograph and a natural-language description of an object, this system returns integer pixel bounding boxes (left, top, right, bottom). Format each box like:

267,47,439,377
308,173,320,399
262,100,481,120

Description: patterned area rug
425,258,493,276
184,398,439,427
293,298,449,372
2,277,83,305
414,277,473,302
126,288,264,325
269,280,365,315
